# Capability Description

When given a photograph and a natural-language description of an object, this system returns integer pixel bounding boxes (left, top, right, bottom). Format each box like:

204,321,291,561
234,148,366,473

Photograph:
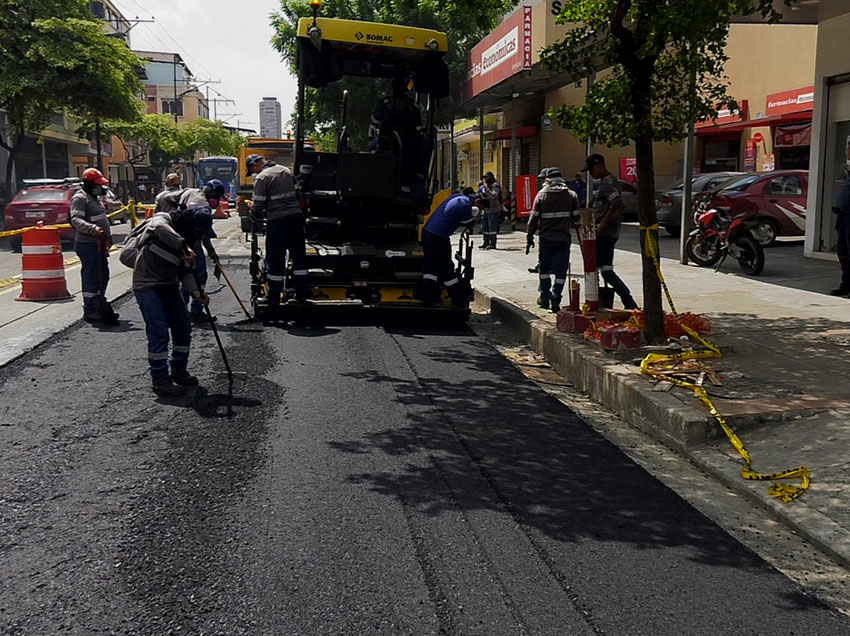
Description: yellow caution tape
639,223,810,503
0,204,129,238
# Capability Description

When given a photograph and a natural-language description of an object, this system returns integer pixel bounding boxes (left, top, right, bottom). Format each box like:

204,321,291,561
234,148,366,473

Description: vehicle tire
750,219,777,247
735,235,765,276
685,235,721,267
9,236,22,253
665,225,680,237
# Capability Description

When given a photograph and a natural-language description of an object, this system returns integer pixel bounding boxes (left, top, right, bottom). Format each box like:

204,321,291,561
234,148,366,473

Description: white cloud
112,0,298,134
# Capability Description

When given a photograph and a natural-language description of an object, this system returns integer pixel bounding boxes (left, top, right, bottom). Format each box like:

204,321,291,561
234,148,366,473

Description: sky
111,0,299,134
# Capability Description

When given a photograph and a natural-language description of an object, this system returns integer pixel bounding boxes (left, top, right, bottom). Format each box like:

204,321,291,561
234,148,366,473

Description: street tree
270,0,512,146
176,118,244,170
540,0,783,344
0,0,142,190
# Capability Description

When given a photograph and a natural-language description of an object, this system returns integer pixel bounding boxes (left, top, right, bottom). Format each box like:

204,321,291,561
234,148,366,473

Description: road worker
155,172,183,213
172,180,222,320
420,187,479,307
245,154,308,306
132,212,207,396
70,168,119,325
527,167,581,313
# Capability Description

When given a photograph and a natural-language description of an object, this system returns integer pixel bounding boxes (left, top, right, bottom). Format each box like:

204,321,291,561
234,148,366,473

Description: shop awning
694,111,812,135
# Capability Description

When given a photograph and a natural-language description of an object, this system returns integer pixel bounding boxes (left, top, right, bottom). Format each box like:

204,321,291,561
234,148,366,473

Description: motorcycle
685,200,765,275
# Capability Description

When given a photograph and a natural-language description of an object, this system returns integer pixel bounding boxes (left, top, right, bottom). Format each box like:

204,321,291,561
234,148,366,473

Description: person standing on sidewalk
568,172,587,205
831,141,850,296
132,212,208,396
584,153,638,310
70,168,119,325
245,154,309,306
527,167,580,313
479,171,502,250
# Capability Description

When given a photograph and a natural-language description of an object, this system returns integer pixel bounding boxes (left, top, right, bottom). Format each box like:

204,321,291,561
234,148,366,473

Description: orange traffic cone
15,226,72,302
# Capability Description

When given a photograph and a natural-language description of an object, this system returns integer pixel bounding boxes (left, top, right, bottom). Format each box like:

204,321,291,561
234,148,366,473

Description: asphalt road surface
2,259,849,635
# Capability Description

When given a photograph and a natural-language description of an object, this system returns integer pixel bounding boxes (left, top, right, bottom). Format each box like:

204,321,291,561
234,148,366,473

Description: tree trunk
2,132,24,196
631,74,664,345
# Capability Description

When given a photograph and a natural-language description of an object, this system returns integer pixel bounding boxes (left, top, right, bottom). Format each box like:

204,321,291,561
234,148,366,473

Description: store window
775,123,812,170
703,137,741,172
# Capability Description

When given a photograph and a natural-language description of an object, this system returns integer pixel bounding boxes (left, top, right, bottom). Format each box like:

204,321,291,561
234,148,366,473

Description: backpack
119,217,154,268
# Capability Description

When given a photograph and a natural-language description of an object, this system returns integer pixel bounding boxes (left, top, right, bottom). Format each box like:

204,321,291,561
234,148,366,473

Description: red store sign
765,86,814,117
695,101,748,129
462,5,533,101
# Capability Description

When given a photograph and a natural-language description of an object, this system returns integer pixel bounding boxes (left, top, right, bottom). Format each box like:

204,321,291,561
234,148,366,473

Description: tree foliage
270,0,513,145
0,0,143,187
540,0,785,343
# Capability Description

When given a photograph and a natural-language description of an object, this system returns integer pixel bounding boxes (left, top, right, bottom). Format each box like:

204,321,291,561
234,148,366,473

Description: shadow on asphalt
328,331,825,589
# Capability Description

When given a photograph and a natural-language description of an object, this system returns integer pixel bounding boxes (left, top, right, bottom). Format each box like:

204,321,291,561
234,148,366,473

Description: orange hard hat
82,167,108,186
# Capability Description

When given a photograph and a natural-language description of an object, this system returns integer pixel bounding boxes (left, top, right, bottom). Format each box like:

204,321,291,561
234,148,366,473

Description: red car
3,179,124,252
705,170,808,247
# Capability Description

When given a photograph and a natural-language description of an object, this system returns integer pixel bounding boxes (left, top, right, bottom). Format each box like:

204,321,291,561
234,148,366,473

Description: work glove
526,236,534,255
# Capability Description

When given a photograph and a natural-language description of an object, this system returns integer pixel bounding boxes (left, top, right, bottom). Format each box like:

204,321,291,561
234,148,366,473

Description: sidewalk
0,216,247,369
472,229,850,568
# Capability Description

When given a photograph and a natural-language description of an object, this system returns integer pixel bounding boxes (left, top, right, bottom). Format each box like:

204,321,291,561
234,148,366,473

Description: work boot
537,295,550,310
83,312,104,324
152,380,186,396
550,301,561,314
171,369,199,386
829,287,850,297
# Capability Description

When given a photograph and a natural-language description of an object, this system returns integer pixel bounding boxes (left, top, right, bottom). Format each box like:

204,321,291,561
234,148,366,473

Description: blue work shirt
424,194,475,238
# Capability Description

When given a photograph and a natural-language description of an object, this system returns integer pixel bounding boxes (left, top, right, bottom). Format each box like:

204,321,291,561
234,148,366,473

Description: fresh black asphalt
1,260,848,635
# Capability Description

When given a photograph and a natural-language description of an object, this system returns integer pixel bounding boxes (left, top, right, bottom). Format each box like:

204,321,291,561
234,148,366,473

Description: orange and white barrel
15,227,72,302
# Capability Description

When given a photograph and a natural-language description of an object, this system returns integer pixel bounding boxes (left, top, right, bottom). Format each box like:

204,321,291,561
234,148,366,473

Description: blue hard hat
245,153,263,177
204,179,225,198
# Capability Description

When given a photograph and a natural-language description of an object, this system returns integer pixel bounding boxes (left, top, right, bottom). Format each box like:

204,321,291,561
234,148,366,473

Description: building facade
259,97,283,139
457,1,817,199
134,52,210,124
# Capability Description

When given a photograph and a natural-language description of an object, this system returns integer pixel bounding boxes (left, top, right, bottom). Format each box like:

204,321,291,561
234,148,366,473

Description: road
2,259,849,635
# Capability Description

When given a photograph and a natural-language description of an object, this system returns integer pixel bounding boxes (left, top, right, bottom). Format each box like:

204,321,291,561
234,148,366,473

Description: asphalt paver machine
248,6,473,324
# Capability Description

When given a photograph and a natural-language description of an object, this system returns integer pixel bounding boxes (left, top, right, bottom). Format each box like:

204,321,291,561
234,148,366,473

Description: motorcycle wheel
685,235,722,267
735,235,765,276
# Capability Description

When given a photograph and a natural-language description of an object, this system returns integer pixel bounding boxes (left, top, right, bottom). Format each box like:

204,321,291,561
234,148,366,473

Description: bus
197,156,238,198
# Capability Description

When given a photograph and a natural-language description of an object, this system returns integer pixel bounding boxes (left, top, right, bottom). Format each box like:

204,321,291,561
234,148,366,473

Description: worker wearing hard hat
70,168,119,325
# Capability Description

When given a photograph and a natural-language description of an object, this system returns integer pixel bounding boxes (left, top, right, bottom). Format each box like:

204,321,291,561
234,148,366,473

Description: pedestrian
527,167,580,313
70,168,119,325
479,170,502,249
831,138,850,296
116,185,127,205
420,187,479,307
584,153,638,310
568,171,587,205
172,180,223,320
245,153,309,307
132,211,208,396
155,172,183,213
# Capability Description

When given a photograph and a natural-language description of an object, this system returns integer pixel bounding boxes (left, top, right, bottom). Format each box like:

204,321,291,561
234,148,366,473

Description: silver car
656,172,744,235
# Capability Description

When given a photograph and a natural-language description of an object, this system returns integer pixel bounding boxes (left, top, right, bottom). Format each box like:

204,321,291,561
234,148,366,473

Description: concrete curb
474,286,714,449
474,285,850,570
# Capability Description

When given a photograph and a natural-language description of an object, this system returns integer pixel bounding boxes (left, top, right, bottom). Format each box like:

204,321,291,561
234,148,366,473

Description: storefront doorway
817,79,850,253
702,134,741,172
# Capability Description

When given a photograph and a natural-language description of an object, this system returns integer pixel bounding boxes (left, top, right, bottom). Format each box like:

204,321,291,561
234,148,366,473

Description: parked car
703,170,808,246
102,187,127,224
656,171,744,236
591,178,640,220
3,177,125,251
